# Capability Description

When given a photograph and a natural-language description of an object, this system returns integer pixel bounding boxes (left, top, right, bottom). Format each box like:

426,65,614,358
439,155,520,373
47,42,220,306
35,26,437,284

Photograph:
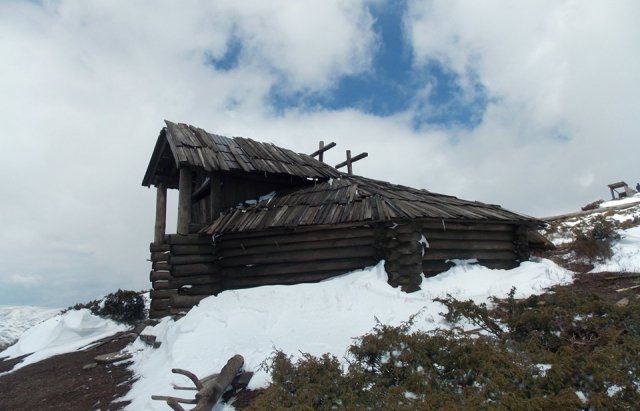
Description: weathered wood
151,298,171,310
171,244,215,255
220,245,375,267
150,243,170,253
179,284,222,295
170,254,219,265
172,263,219,277
171,294,208,308
152,280,170,290
193,355,244,410
177,168,193,235
151,289,178,299
218,236,375,258
479,260,519,270
169,274,222,288
421,230,515,241
221,270,352,289
154,184,167,245
150,270,172,282
166,234,213,245
221,257,378,278
310,141,336,161
150,251,170,262
218,223,373,241
426,240,515,251
210,173,223,219
219,226,374,249
422,250,516,261
149,308,170,319
419,221,515,232
152,261,171,271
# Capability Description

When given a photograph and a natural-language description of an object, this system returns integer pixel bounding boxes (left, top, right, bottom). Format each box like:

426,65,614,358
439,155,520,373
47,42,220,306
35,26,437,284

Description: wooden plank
152,280,170,290
426,240,515,251
150,270,172,282
149,308,170,319
218,236,375,258
151,298,171,310
172,263,219,277
152,261,171,271
219,227,374,249
166,234,212,245
221,257,379,278
420,221,516,232
220,270,349,290
151,289,178,299
422,250,516,261
178,284,222,295
150,243,171,252
150,251,170,262
171,294,208,309
171,244,215,255
170,254,219,265
421,230,514,241
220,245,375,267
169,274,222,288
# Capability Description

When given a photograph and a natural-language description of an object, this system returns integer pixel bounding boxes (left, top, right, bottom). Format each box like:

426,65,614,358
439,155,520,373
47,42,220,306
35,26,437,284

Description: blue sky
0,0,639,307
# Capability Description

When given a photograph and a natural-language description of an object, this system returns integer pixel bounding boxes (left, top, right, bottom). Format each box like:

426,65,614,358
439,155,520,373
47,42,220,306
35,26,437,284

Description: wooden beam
209,173,223,219
335,151,368,174
154,184,168,245
310,141,336,162
177,168,193,235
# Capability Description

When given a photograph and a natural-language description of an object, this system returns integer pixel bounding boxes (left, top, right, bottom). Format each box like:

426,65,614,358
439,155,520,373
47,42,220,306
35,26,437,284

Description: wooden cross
335,150,368,175
310,140,336,163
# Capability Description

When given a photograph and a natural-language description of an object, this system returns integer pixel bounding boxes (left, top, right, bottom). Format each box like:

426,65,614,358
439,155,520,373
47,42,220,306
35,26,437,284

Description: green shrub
65,289,146,325
570,215,620,263
250,287,640,410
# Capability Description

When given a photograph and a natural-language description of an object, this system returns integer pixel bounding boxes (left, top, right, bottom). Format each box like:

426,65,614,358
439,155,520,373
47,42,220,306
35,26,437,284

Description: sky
0,0,638,307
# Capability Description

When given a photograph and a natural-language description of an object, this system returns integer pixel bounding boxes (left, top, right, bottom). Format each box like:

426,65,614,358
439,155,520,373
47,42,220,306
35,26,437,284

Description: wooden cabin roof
142,121,340,187
204,175,540,234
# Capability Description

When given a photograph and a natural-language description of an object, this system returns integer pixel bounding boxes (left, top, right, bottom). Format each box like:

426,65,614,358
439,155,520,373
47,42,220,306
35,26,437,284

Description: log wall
148,226,380,318
381,220,530,292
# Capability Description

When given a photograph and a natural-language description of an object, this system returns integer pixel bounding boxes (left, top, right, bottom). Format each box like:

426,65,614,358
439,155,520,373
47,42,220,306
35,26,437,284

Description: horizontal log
426,240,515,251
152,261,171,271
217,223,372,240
151,298,171,310
220,245,376,268
171,244,216,255
220,270,350,290
150,270,172,282
166,234,213,245
219,227,374,249
149,308,170,319
151,289,178,299
420,221,516,232
388,253,422,265
150,243,171,252
170,254,219,265
152,280,170,290
171,294,209,308
150,251,170,262
421,260,455,272
478,260,520,270
172,263,220,277
421,230,515,241
179,284,222,296
422,250,516,261
222,257,379,278
169,274,222,288
218,236,375,258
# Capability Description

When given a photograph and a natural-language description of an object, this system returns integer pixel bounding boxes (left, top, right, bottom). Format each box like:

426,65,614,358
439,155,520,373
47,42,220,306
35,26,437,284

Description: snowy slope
123,259,571,411
0,305,60,350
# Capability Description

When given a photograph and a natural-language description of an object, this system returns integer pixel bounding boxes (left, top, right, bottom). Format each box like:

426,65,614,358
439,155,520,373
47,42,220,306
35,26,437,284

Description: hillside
1,197,639,410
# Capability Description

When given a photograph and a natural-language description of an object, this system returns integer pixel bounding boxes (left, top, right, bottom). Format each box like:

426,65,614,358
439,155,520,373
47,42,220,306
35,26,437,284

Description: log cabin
142,121,543,318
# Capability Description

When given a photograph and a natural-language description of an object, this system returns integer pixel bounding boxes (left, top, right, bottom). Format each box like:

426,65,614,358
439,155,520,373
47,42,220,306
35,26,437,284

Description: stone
94,351,133,364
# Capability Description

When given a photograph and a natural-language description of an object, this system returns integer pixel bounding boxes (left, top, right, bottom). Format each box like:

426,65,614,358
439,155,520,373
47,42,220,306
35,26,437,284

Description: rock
615,297,630,307
94,352,133,364
82,362,98,370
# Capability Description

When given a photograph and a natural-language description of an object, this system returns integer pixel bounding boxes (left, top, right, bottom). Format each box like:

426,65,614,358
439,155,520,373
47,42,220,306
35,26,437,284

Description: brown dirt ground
1,271,638,411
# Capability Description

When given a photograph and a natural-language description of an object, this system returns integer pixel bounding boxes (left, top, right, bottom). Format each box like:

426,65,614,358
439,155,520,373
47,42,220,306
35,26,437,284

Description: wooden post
318,141,325,162
346,150,352,175
209,174,222,220
177,168,193,235
154,183,167,245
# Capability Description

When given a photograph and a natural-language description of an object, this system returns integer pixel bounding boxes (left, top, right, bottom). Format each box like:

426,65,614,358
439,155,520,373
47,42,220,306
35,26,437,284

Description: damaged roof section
204,175,540,234
142,120,340,188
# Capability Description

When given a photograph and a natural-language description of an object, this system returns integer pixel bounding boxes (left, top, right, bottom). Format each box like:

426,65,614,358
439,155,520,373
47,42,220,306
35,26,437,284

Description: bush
570,215,620,263
250,287,640,410
66,289,146,325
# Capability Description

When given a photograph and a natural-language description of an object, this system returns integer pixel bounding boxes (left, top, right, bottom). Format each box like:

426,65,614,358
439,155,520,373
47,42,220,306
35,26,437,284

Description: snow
592,226,640,273
599,193,640,209
0,305,60,350
0,309,127,373
123,258,571,410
